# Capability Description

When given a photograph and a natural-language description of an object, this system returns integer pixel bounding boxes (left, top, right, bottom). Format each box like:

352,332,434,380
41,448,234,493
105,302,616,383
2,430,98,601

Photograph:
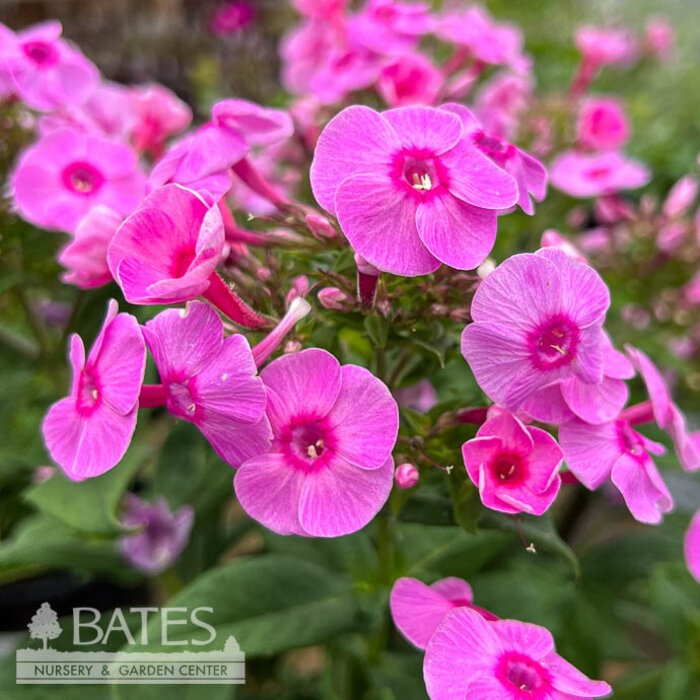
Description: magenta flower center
528,315,579,371
21,40,59,66
62,162,105,196
586,165,612,180
76,371,100,415
496,652,549,697
391,148,448,195
472,130,514,167
169,246,197,278
616,420,647,461
280,418,336,471
492,454,524,484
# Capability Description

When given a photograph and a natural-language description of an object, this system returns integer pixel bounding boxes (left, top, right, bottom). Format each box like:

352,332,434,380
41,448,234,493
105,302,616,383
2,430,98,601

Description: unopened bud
394,463,419,489
354,253,381,277
663,175,698,219
318,287,354,311
306,212,337,240
286,275,310,307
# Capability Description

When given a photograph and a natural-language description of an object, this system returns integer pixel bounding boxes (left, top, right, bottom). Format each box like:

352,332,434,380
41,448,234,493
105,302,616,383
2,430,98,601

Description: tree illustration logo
27,602,62,650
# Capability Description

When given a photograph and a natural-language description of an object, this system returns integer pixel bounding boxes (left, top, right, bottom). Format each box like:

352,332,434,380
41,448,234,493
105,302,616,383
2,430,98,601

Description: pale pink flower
142,301,272,467
559,416,673,524
685,510,700,583
390,577,497,650
424,608,611,699
310,105,518,276
644,18,674,60
550,150,650,198
234,348,398,537
442,103,547,215
627,346,700,472
394,379,438,413
58,206,122,289
11,128,146,234
522,332,634,425
4,20,99,112
540,230,588,264
377,53,443,108
474,72,533,141
394,463,419,489
42,300,146,481
461,248,610,411
663,175,698,219
437,7,530,73
120,494,194,575
575,26,636,69
130,84,192,158
656,222,687,254
462,410,562,515
577,98,630,151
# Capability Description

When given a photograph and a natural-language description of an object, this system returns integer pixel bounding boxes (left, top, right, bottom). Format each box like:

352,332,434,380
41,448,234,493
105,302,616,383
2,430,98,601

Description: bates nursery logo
16,602,245,685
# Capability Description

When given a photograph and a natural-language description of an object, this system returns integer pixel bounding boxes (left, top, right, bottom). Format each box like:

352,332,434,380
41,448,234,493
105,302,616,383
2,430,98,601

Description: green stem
13,286,51,357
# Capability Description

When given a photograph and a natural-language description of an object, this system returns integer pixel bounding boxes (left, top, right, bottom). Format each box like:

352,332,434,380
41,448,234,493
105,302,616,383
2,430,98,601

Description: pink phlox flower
310,104,518,276
59,205,123,289
626,346,700,472
208,1,257,36
575,25,637,69
559,414,673,524
120,494,194,575
390,576,497,650
441,102,547,215
234,348,399,537
424,608,612,700
461,248,610,411
376,52,443,108
42,299,146,481
436,7,530,73
540,230,588,264
4,20,99,112
663,174,698,219
473,72,533,141
462,410,562,515
577,97,630,151
142,301,271,467
394,379,438,413
292,0,349,20
685,509,700,583
644,18,674,61
11,127,146,234
522,331,634,425
108,184,224,305
550,150,650,198
130,83,192,158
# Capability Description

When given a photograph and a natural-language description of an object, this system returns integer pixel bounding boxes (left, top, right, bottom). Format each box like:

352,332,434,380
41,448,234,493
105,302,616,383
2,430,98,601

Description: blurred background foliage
0,1,699,699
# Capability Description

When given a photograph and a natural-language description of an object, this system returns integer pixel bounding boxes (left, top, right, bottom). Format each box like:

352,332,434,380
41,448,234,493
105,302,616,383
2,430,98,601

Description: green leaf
24,443,151,536
125,555,380,658
481,511,581,579
364,314,389,350
448,473,483,535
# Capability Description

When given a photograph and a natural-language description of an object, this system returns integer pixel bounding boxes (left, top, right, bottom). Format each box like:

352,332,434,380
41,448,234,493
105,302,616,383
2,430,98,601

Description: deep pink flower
442,103,547,215
559,416,673,524
462,410,562,515
311,105,518,276
461,248,610,411
424,608,611,700
42,300,146,481
58,206,122,289
11,128,146,234
208,1,256,37
377,53,443,108
108,184,224,305
550,150,650,198
4,21,99,112
474,72,533,141
437,7,530,73
575,26,636,69
234,348,398,537
390,577,497,650
120,494,194,575
142,301,272,468
394,463,419,489
577,98,630,151
685,510,700,583
522,332,634,424
627,346,700,472
130,84,192,158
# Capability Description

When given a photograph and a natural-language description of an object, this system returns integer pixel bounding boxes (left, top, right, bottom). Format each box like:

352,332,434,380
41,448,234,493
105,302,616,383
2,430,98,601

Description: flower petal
382,106,462,154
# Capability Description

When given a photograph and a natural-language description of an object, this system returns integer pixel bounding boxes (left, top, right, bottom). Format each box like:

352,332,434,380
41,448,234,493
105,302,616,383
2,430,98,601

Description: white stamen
307,439,324,460
91,389,98,400
411,173,433,191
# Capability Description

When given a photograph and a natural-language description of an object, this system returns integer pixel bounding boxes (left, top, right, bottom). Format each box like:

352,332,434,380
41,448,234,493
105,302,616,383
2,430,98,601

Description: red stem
202,272,268,329
218,201,274,246
139,384,168,408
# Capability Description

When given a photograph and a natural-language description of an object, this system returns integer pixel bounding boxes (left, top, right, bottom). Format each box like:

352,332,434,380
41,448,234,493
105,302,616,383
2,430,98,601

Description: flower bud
306,212,337,239
318,287,354,311
663,175,698,219
395,463,419,489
